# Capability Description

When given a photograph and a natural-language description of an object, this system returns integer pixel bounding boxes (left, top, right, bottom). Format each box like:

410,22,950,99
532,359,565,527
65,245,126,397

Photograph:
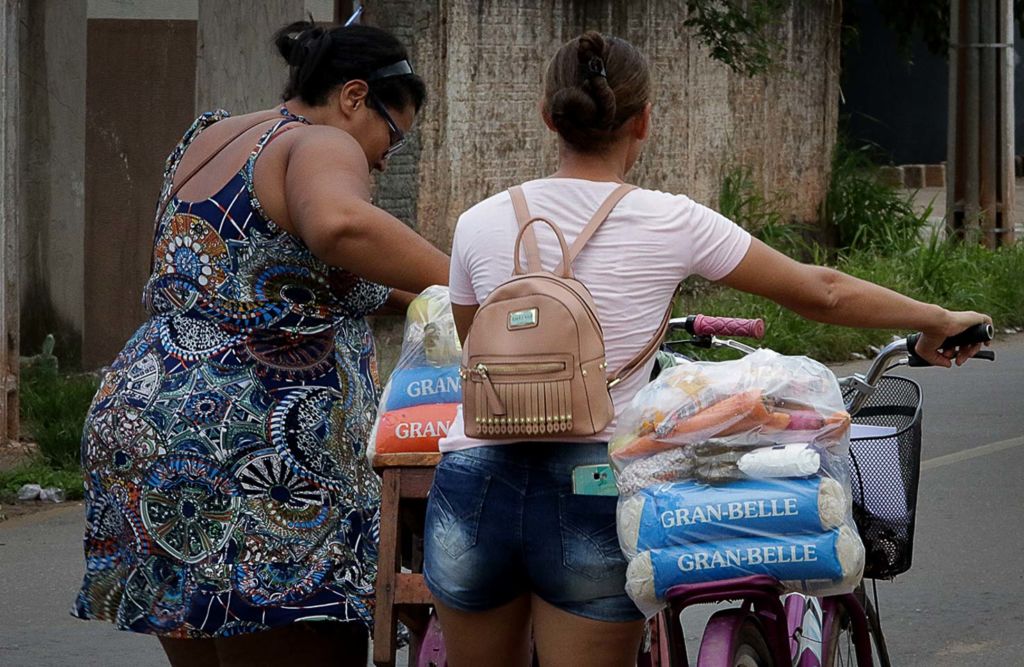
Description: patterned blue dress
73,108,389,638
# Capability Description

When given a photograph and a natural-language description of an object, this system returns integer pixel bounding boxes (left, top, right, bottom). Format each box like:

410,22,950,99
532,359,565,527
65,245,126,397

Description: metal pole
963,0,981,242
978,0,998,249
947,0,961,239
998,0,1016,245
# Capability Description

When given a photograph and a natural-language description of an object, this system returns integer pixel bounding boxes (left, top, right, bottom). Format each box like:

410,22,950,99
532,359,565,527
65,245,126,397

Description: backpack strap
607,305,673,388
508,182,638,274
509,185,543,272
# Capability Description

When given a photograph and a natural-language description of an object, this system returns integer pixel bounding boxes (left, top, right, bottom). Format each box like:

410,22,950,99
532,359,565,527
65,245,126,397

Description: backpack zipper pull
474,363,507,416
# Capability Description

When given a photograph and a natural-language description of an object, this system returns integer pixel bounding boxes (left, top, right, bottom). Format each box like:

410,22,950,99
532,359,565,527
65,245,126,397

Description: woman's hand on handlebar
916,310,993,367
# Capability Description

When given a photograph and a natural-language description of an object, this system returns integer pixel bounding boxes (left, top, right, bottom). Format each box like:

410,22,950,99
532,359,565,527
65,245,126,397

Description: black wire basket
843,375,923,579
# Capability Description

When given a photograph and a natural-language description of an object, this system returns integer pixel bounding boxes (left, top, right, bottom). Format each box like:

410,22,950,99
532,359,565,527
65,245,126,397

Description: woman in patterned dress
73,21,448,665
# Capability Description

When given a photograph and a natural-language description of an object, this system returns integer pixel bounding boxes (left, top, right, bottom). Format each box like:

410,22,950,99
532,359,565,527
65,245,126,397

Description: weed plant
690,146,1021,362
19,362,98,469
823,141,930,253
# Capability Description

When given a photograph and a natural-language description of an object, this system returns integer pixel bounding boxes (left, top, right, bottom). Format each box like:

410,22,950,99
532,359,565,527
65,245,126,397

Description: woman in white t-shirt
423,31,989,667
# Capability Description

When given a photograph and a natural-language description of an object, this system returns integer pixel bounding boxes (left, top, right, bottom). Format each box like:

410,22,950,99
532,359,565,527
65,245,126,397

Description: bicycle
407,314,994,667
638,314,995,667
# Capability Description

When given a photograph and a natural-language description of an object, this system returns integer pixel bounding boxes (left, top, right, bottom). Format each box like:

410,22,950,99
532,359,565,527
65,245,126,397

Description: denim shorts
423,442,643,623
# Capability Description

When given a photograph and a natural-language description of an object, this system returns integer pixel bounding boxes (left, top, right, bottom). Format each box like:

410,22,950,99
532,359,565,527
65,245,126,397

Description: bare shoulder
286,125,368,171
267,125,372,205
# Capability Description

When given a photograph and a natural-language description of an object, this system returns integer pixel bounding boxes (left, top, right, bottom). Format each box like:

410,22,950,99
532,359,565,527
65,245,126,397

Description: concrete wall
368,0,842,249
13,0,842,369
14,0,338,369
18,0,87,365
82,19,199,369
196,0,336,113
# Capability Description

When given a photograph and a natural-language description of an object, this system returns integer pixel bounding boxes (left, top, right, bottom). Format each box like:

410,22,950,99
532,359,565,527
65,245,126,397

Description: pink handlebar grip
693,315,765,339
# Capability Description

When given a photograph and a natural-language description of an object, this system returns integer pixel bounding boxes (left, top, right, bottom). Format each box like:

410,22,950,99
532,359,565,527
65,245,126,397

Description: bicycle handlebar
845,323,996,415
672,315,766,340
905,323,995,367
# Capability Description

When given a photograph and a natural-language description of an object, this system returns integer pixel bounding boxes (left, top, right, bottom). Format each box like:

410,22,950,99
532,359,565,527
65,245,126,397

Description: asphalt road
1,335,1021,666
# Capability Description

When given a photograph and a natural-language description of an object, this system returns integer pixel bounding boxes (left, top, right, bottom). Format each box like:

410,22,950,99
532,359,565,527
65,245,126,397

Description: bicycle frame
655,577,874,667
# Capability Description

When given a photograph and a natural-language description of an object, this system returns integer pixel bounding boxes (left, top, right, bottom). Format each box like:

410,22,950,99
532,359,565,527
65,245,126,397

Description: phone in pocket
571,464,618,496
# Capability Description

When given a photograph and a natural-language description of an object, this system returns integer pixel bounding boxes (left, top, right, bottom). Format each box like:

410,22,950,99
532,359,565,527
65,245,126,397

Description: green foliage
718,165,818,259
19,362,99,469
684,0,791,76
0,460,84,502
823,141,930,254
700,137,1023,362
681,238,1024,362
853,0,1024,58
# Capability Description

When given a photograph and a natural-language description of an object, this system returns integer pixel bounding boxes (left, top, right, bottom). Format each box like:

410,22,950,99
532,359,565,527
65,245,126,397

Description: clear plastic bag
611,349,864,618
367,286,462,460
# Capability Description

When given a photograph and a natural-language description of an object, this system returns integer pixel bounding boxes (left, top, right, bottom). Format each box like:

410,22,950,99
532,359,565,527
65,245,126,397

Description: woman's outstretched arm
718,238,991,367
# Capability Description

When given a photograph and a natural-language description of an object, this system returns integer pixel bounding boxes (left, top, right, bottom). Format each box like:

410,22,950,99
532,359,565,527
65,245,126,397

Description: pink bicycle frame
661,575,874,667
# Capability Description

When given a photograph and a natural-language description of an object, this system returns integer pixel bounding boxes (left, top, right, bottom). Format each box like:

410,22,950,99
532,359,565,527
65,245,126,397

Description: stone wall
18,0,87,365
368,0,842,249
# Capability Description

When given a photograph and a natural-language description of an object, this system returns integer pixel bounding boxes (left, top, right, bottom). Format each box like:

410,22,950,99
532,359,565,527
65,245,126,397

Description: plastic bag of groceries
368,286,462,460
609,349,864,618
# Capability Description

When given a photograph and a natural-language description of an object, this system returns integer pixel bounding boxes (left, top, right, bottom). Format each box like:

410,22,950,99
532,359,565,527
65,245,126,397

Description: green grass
18,363,99,469
0,459,84,502
679,237,1024,362
822,141,931,254
718,165,818,260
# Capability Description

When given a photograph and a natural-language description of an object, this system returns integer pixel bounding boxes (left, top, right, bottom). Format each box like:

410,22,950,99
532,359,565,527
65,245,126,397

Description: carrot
671,390,769,437
762,411,792,433
612,391,770,460
822,410,851,439
610,434,671,460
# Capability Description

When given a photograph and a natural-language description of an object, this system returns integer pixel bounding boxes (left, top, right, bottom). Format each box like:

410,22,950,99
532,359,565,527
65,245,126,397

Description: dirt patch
0,440,37,472
0,498,73,522
0,441,57,523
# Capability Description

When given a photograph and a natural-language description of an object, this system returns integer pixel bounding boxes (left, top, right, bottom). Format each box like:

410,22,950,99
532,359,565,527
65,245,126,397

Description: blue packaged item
626,527,864,607
618,476,847,556
384,365,462,411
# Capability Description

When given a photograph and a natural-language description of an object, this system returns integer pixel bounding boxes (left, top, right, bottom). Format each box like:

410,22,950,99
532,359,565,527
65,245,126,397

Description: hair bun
577,31,606,63
542,31,650,153
274,19,319,66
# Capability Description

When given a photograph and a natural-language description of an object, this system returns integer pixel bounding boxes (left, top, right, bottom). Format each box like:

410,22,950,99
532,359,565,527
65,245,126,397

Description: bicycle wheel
699,610,775,667
823,587,891,667
731,621,774,667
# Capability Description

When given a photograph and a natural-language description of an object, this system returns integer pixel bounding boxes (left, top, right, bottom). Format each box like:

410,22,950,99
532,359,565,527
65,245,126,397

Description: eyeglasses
368,95,406,160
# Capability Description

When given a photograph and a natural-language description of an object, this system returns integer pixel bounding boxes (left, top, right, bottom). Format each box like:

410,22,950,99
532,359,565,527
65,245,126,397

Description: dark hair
273,20,426,112
543,31,651,153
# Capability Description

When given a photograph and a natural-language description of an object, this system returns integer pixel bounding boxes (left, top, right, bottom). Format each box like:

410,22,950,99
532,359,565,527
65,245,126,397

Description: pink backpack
461,184,670,439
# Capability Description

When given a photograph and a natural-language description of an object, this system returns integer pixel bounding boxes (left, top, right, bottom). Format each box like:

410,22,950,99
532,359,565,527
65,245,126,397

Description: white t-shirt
440,177,752,452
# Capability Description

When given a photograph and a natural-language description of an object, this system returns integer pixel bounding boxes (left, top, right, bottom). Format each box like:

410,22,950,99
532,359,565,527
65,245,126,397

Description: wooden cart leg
373,469,401,667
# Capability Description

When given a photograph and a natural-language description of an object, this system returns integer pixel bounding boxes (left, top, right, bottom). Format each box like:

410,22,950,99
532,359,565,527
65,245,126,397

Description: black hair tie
587,56,607,79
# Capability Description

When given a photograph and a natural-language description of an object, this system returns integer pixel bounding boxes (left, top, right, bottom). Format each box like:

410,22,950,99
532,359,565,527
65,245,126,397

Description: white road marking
921,435,1024,471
